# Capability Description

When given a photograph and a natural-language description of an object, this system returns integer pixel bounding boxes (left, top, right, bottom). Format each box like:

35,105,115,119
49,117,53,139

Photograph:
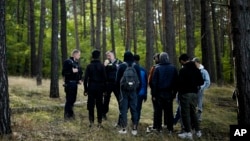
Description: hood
123,51,134,62
159,52,169,64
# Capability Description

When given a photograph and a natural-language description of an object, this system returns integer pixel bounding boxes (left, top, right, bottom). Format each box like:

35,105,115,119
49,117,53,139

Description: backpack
120,62,140,91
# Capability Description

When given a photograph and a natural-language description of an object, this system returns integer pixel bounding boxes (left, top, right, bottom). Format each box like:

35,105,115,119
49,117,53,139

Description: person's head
153,53,160,64
134,54,140,64
123,51,134,62
92,49,101,60
71,49,81,60
159,52,169,63
106,51,115,61
179,54,190,65
192,57,201,68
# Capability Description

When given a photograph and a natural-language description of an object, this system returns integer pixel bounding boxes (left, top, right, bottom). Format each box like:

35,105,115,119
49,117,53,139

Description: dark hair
179,54,190,62
134,54,140,61
92,50,100,59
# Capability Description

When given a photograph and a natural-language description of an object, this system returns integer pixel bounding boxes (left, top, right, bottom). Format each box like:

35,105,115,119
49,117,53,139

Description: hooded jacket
151,52,178,99
115,51,141,93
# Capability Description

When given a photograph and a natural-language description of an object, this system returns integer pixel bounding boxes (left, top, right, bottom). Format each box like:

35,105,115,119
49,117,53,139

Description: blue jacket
138,66,148,98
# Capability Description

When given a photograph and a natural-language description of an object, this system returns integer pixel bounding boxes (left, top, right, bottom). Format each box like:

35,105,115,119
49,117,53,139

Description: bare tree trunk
29,0,36,77
165,0,176,65
125,0,132,51
73,0,80,49
102,0,107,62
82,0,87,38
211,2,223,85
230,0,250,125
132,0,137,54
50,0,59,98
146,0,154,71
0,0,12,134
110,0,116,55
60,0,68,64
185,0,195,57
96,0,101,50
161,0,167,51
37,0,46,86
200,0,216,82
90,0,95,47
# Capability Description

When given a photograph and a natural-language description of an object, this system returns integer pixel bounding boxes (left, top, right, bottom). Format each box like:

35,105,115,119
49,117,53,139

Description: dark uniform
62,57,83,119
102,59,122,119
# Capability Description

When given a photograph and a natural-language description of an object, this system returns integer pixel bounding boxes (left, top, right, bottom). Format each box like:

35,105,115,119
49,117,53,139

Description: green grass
4,76,237,141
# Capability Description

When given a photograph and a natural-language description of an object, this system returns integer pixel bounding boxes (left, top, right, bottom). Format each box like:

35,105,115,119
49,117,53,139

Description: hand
72,68,78,73
84,91,88,96
78,80,83,84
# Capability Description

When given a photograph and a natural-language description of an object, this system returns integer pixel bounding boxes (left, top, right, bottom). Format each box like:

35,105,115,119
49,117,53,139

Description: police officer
62,49,83,120
102,51,122,120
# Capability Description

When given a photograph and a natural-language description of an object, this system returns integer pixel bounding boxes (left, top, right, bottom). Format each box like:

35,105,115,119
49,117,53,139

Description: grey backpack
120,62,140,91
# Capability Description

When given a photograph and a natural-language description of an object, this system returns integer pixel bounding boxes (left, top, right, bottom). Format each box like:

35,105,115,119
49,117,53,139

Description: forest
1,0,250,139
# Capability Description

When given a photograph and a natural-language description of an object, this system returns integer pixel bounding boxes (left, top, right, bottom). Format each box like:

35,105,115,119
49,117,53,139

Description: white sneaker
118,129,127,134
178,132,193,140
196,130,202,138
131,129,137,135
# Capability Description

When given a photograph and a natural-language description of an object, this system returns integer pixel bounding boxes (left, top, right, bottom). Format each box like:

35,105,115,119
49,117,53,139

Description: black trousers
102,82,119,115
64,82,78,118
155,97,174,131
87,87,104,123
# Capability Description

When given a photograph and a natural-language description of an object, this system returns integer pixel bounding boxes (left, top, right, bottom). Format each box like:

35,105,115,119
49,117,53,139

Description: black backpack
120,62,140,91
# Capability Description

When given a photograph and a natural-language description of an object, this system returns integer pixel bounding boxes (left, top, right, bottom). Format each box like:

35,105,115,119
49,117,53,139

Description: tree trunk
90,0,95,47
29,0,36,77
161,0,167,51
185,0,195,57
73,0,80,49
200,0,216,83
36,0,46,86
82,0,87,38
50,0,59,98
110,0,116,55
96,0,101,50
60,0,68,65
165,0,176,65
146,0,154,72
132,0,137,54
0,0,12,134
211,2,223,85
102,0,107,62
230,0,250,125
125,0,132,51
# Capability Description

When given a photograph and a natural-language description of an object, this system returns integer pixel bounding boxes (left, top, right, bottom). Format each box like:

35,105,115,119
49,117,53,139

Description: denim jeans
197,89,204,120
119,90,138,128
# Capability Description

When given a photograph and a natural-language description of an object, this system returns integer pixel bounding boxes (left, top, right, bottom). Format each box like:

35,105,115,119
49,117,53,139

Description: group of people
62,49,210,139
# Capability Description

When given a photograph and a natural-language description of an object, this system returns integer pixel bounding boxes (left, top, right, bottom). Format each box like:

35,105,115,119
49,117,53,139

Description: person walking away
84,50,107,128
116,51,141,135
134,54,148,124
151,52,178,134
62,49,83,120
103,51,122,120
192,57,210,121
177,54,204,139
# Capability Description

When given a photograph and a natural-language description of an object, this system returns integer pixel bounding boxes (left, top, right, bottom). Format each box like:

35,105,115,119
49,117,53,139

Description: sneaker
196,130,202,138
118,128,127,134
97,123,103,128
178,132,193,140
102,114,107,120
131,129,138,135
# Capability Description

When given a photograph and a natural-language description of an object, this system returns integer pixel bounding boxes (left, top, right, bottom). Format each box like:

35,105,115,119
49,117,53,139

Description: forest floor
2,76,237,141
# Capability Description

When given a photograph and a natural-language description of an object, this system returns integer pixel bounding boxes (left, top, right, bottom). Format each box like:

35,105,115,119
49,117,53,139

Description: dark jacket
178,61,204,94
84,60,107,93
62,57,83,82
152,55,178,99
115,51,142,93
105,59,122,82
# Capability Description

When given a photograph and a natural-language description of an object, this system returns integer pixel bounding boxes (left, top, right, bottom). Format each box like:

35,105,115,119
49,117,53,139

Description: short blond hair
71,49,80,56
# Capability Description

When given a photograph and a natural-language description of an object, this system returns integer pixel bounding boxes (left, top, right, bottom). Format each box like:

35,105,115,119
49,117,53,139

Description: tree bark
0,0,12,134
110,0,116,55
90,0,95,47
185,0,195,57
125,0,132,51
230,0,250,125
102,0,107,62
36,0,46,86
73,0,80,49
146,0,154,71
50,0,59,98
60,0,68,65
29,0,37,77
96,0,101,50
